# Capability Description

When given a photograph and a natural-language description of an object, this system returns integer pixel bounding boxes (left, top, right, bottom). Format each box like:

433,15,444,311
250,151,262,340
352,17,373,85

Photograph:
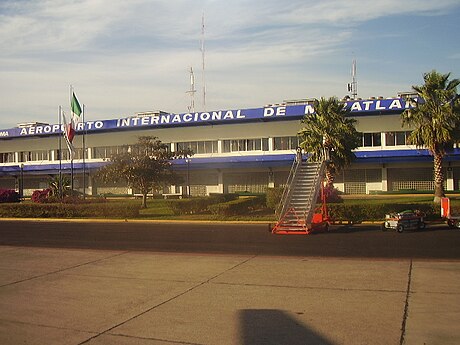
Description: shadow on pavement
239,309,335,345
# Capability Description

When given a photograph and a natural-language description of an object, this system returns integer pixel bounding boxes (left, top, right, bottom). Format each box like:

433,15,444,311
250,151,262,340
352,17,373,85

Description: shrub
319,186,343,203
0,189,20,203
266,187,284,210
168,194,238,215
328,202,440,223
0,202,139,218
208,196,266,216
31,189,51,203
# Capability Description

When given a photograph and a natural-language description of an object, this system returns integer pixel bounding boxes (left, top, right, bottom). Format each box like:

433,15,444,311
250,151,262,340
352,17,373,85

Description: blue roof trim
1,98,414,139
0,161,107,175
355,148,460,163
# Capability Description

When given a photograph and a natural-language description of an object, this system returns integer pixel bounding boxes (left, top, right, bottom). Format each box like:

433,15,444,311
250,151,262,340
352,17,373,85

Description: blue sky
0,0,459,129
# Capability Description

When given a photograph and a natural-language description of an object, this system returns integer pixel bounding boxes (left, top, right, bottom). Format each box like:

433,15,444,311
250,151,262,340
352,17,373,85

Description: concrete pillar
268,169,275,188
446,167,454,191
217,140,223,154
217,170,224,193
381,166,388,192
86,147,92,160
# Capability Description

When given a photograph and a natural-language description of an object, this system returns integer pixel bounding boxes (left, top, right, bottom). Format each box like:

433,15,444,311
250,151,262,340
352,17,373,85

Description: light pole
185,158,191,197
20,163,24,200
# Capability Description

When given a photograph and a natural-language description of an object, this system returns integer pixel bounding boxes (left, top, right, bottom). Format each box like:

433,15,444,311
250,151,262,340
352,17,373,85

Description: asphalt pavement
1,219,460,259
0,220,459,344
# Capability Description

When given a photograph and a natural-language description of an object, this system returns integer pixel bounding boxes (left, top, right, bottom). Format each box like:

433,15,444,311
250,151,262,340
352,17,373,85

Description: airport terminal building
1,94,459,197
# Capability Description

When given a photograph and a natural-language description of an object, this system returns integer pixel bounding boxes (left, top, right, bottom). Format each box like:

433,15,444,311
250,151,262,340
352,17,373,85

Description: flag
65,91,82,159
71,92,82,120
62,111,75,159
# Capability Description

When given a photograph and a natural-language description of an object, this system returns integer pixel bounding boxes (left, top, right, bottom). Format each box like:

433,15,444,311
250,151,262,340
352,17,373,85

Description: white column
381,166,388,192
447,168,454,191
217,169,224,193
268,169,275,188
268,137,274,152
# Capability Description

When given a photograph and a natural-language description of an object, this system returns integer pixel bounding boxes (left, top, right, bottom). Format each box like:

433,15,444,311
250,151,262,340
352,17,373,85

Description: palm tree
48,175,71,198
298,96,361,187
401,70,460,203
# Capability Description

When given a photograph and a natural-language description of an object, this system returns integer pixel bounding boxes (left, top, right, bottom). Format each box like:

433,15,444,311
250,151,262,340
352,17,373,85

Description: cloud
0,0,459,128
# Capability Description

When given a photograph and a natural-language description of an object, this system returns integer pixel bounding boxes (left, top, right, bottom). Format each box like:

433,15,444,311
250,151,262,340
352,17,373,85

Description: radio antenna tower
186,67,196,112
201,12,207,111
347,58,358,99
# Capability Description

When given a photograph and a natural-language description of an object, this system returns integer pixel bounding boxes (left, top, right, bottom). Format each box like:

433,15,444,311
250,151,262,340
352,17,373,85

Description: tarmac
0,245,459,345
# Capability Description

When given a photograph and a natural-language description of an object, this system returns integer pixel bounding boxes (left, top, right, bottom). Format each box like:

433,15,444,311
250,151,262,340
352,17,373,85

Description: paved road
1,219,459,259
1,220,460,344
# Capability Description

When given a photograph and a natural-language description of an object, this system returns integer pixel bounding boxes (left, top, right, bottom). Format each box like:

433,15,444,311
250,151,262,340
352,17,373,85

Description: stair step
276,159,325,230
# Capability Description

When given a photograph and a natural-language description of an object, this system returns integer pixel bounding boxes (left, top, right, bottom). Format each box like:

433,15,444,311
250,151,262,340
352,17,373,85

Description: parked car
381,210,426,233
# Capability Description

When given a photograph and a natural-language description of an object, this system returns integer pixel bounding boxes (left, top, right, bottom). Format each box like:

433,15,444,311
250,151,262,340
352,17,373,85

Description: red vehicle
441,197,460,228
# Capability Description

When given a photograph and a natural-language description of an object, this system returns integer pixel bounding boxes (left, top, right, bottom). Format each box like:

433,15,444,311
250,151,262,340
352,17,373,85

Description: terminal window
385,131,411,146
93,146,128,159
0,152,15,163
222,138,269,152
19,150,50,162
362,133,381,147
176,141,218,154
273,136,299,150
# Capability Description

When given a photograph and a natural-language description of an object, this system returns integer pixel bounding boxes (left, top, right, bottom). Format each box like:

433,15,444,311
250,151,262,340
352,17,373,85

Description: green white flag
71,92,82,119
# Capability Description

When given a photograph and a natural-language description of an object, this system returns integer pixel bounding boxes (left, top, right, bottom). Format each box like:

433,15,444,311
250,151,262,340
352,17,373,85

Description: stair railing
303,158,326,224
302,146,330,223
275,151,302,218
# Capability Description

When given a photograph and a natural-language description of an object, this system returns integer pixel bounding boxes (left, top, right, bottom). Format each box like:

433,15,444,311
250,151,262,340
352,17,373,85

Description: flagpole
82,104,86,200
69,85,74,195
59,106,62,199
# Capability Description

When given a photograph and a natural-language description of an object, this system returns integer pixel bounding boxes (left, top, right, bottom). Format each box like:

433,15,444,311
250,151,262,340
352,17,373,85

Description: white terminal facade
1,94,459,196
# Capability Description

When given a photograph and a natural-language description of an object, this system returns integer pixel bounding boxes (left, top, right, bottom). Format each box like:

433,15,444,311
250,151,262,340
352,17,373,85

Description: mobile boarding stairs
271,151,330,235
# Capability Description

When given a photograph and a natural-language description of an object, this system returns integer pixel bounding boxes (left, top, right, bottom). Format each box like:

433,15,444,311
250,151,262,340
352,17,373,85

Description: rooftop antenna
347,58,358,99
201,12,206,111
186,67,196,112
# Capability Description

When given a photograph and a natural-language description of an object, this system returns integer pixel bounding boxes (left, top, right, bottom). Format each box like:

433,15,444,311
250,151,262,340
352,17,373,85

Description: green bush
167,194,238,215
328,202,440,223
266,187,284,210
208,196,266,216
0,202,139,219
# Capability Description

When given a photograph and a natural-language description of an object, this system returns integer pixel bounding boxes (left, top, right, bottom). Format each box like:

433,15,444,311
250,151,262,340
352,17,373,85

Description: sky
1,0,459,129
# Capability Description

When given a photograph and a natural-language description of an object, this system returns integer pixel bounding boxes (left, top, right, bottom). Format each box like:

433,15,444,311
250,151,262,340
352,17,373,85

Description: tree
401,70,460,202
298,96,361,188
97,136,193,208
48,175,71,198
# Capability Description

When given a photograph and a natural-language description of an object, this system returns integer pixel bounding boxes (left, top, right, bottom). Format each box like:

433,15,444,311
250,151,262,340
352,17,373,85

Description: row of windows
0,132,415,163
176,137,298,154
361,131,412,147
0,152,15,163
0,137,297,163
0,149,89,163
19,150,51,162
223,139,269,152
93,146,128,159
177,141,218,154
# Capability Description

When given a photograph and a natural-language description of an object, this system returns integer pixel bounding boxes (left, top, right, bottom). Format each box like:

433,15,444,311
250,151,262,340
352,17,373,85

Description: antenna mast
347,58,358,99
186,67,196,112
201,13,206,111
